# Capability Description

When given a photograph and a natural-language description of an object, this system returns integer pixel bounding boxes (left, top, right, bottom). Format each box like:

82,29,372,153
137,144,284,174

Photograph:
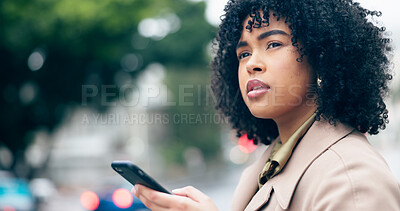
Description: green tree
0,0,216,177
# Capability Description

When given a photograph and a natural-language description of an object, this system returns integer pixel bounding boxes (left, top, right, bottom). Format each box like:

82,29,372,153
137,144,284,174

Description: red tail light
238,134,257,153
80,191,100,210
2,206,16,211
112,188,133,209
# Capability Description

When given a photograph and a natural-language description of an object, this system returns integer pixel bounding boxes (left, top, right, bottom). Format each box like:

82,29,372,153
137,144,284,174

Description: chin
247,106,273,119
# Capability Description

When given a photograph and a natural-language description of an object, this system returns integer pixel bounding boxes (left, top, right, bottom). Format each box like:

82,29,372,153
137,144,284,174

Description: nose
246,53,266,74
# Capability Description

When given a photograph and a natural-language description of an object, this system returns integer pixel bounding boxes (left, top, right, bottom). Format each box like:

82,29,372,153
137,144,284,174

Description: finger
135,184,193,210
138,195,171,211
133,185,168,209
172,186,210,203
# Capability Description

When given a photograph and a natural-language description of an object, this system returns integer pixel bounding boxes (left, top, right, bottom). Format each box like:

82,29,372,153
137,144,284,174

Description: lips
246,79,270,98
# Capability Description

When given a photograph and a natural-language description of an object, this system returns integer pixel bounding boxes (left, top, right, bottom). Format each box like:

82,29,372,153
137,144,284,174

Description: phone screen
111,160,171,194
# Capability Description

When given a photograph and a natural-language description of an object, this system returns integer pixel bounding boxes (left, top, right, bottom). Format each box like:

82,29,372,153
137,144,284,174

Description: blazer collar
246,120,355,210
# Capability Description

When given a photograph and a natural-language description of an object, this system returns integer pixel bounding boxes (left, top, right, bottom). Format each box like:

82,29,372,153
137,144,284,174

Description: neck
274,104,317,144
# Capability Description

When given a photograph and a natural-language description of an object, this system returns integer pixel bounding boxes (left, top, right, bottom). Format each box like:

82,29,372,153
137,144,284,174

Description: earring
317,77,322,88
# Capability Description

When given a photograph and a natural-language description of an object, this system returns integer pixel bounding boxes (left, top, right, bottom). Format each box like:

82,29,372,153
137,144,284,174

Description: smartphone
111,160,171,194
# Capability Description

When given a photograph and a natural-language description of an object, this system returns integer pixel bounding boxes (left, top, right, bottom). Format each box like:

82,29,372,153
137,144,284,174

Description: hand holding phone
111,160,171,194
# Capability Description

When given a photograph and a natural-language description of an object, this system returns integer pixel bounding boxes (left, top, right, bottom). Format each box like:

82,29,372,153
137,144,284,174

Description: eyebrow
236,30,289,49
258,30,289,40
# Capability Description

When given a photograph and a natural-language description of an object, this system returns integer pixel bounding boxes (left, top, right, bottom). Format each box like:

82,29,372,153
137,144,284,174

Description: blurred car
81,181,149,211
29,178,57,207
0,171,36,211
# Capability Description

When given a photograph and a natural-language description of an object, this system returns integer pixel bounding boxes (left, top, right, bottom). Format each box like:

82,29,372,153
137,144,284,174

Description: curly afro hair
211,0,393,145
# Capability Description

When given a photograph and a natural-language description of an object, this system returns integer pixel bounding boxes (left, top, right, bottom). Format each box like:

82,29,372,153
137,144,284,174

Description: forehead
240,11,291,37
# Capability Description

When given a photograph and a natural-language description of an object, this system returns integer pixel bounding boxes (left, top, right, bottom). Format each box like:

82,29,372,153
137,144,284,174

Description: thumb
172,186,209,202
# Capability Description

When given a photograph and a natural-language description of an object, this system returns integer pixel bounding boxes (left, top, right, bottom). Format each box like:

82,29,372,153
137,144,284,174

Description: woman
133,0,400,210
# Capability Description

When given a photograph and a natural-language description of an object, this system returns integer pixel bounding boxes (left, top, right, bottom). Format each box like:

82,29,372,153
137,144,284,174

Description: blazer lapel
243,120,355,210
245,179,274,211
231,142,277,211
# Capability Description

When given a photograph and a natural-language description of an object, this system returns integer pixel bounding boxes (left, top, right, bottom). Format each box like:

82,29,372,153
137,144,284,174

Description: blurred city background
0,0,399,210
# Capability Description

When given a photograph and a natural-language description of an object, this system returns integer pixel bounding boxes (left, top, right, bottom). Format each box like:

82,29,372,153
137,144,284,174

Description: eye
238,52,251,60
266,42,282,50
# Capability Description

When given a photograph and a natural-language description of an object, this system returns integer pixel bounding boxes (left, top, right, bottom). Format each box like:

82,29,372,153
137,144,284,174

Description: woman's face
237,13,316,122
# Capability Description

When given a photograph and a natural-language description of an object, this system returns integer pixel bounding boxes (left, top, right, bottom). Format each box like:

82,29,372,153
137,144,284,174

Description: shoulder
327,130,396,182
305,130,400,210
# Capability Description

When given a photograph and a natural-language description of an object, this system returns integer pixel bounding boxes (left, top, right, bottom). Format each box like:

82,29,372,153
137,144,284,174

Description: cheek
238,65,247,92
278,58,311,83
286,68,314,100
272,62,313,97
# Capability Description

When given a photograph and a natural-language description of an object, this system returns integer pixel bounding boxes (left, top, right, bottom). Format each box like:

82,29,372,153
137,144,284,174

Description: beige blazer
232,120,400,211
